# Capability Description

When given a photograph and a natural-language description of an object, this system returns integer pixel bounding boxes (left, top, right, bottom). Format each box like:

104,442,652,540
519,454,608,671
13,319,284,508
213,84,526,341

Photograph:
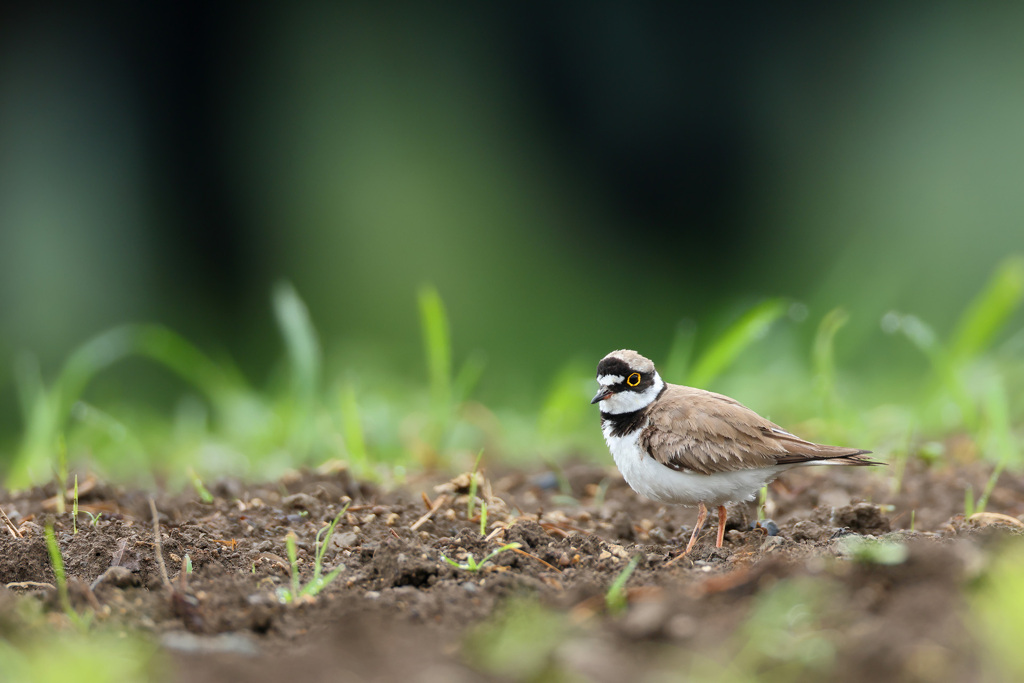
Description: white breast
601,421,788,507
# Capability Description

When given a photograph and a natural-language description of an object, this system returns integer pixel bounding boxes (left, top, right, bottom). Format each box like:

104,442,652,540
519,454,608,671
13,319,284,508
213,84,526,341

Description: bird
591,349,881,555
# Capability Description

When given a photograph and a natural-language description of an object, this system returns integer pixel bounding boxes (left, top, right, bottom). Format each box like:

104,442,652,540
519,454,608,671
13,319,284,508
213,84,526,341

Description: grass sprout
278,503,351,603
55,435,68,515
467,449,484,519
187,468,214,503
605,554,641,614
441,542,521,572
44,523,92,630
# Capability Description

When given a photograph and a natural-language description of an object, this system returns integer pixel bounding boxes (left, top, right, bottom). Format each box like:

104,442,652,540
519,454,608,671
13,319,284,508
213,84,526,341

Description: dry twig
510,547,563,574
0,505,21,538
149,498,172,591
411,494,449,531
5,581,55,590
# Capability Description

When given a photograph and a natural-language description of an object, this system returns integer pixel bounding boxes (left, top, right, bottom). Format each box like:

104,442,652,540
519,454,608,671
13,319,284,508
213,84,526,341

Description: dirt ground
3,456,1024,682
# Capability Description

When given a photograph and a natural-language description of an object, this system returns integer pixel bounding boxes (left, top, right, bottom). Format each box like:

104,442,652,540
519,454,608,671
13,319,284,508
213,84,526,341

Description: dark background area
2,2,1023,437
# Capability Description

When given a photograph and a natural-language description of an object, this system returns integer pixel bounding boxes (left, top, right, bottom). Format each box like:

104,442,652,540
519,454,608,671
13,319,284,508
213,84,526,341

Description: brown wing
640,384,877,475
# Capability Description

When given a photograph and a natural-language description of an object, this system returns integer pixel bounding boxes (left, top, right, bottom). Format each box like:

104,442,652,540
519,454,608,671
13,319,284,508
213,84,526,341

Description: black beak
591,386,614,404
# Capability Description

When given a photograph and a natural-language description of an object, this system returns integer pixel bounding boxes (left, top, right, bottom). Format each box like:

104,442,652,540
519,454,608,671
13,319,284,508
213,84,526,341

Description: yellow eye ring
627,373,641,387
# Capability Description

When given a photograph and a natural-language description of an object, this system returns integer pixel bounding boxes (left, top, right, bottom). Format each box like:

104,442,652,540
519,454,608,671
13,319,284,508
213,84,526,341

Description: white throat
600,373,664,414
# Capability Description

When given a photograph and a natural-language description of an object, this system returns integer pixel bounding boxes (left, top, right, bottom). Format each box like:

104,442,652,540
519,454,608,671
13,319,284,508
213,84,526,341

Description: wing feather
640,384,878,474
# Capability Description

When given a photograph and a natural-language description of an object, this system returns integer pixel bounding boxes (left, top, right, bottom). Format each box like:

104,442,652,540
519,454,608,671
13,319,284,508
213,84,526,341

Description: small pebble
331,531,359,549
531,472,560,490
790,520,822,542
282,493,318,511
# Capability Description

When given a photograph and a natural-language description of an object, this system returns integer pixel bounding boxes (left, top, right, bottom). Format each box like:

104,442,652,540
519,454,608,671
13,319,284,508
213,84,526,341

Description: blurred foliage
0,596,163,683
463,599,572,680
972,540,1024,682
1,4,1023,491
1,251,1022,489
4,3,1024,423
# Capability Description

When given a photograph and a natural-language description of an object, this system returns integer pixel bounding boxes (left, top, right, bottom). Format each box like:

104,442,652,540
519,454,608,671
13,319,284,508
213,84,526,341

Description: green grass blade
272,281,322,403
187,468,214,503
301,564,345,598
44,524,73,619
418,284,452,410
964,485,975,518
285,532,301,600
440,553,464,569
467,449,484,519
10,323,244,489
688,299,787,387
339,386,370,474
605,554,641,614
478,542,521,566
948,255,1024,365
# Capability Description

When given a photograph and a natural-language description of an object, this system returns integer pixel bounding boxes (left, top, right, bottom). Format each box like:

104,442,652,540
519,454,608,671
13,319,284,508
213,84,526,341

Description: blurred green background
1,2,1022,483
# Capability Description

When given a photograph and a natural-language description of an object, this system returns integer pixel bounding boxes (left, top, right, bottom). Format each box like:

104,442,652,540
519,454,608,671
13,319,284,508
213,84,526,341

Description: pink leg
683,501,709,554
716,505,727,548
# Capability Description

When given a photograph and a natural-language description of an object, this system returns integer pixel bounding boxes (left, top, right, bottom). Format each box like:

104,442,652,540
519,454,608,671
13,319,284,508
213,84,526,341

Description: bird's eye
627,373,641,387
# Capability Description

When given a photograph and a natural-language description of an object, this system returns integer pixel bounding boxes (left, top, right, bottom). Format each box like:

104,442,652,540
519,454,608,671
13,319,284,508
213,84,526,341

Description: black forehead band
597,358,638,378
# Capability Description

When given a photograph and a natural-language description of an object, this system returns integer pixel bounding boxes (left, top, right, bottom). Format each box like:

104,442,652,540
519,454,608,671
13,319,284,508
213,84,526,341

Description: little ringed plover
592,349,881,554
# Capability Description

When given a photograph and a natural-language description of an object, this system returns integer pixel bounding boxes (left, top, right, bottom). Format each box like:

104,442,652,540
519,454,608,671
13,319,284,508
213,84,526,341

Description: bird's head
592,349,664,414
